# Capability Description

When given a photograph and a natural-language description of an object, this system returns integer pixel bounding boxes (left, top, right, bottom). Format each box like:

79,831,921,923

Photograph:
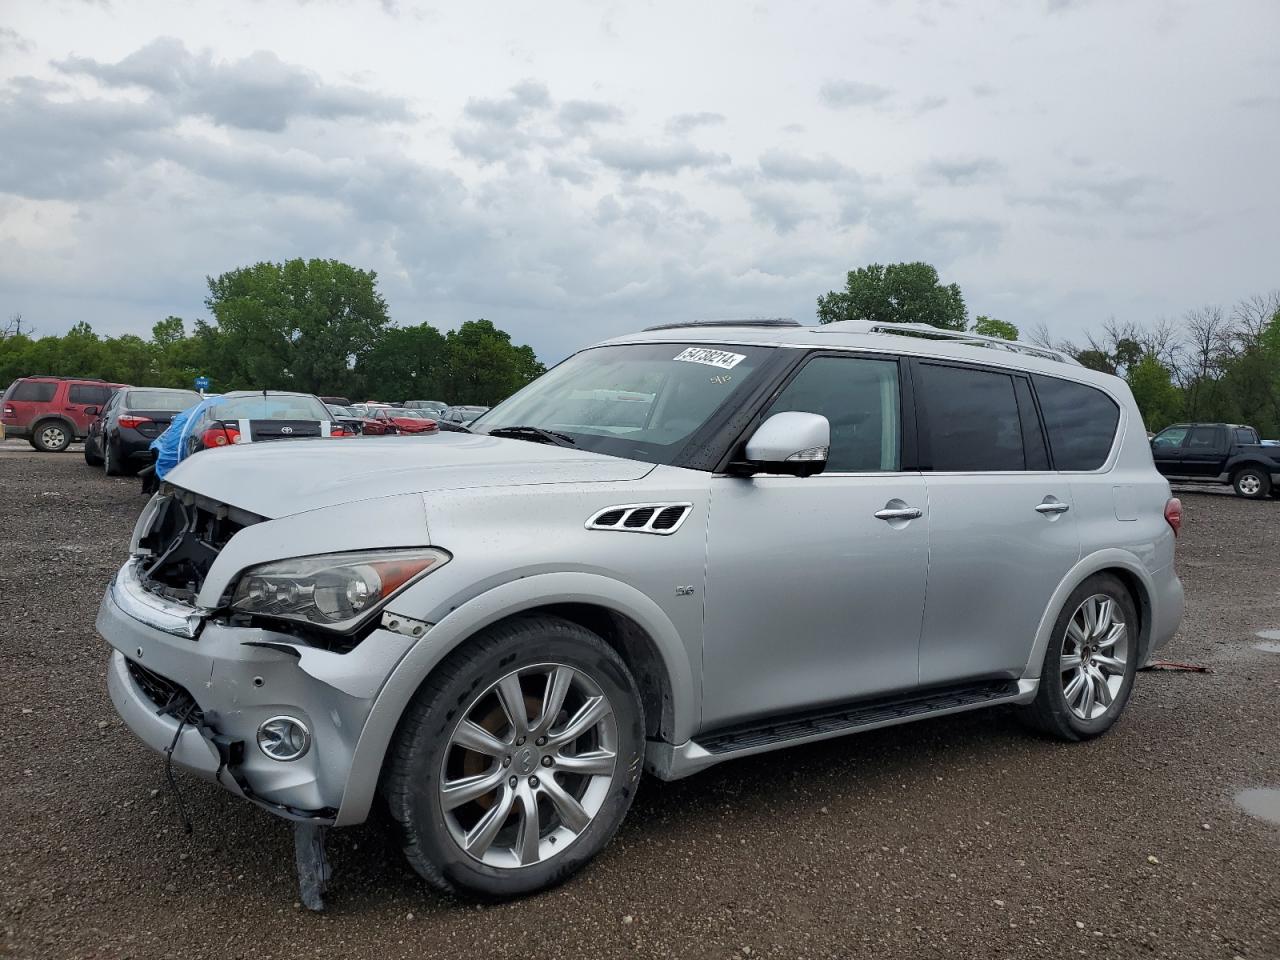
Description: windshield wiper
437,421,472,433
486,425,577,447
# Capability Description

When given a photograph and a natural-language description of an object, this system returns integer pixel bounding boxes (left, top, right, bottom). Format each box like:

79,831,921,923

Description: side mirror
84,406,99,416
736,411,830,477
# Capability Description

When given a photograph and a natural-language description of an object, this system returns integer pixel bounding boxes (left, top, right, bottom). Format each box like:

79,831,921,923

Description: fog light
257,716,311,762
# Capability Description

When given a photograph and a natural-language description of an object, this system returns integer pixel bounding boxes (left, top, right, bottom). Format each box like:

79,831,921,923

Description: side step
696,679,1020,755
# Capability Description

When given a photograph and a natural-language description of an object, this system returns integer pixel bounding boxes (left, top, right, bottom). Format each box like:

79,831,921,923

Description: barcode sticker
673,347,746,370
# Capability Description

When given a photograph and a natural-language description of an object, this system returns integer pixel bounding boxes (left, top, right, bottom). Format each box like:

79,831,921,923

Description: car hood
164,432,655,518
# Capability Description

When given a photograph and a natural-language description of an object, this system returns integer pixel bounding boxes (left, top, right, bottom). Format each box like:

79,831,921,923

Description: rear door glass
69,384,112,405
1186,426,1221,449
917,364,1025,471
1031,375,1121,470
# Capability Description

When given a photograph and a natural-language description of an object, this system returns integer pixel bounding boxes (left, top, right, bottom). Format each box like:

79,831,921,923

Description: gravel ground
1,442,1278,960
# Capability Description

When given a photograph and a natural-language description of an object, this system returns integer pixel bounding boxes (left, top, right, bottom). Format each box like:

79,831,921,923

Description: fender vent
586,503,693,535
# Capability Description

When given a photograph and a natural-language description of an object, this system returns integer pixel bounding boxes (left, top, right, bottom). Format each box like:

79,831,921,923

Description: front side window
1152,426,1188,449
918,364,1024,471
476,342,775,466
764,355,901,471
1032,375,1120,470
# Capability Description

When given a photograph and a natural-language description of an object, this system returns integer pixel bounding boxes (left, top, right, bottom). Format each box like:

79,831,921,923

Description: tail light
118,415,151,429
423,419,439,431
201,424,241,448
330,425,350,437
1164,497,1182,537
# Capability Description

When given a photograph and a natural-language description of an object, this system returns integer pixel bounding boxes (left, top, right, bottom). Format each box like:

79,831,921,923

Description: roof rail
643,318,802,332
817,321,1078,365
19,374,111,382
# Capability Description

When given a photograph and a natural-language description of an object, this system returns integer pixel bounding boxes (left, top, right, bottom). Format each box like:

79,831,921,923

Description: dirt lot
1,442,1278,960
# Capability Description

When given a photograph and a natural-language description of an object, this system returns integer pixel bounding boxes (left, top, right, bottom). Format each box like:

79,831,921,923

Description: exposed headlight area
229,548,449,633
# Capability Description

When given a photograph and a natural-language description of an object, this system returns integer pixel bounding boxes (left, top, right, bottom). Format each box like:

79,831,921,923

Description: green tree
971,315,1019,340
355,323,448,400
440,319,546,405
1126,355,1180,431
818,262,967,330
204,258,391,397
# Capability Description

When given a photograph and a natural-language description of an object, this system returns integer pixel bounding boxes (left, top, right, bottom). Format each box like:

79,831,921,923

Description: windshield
475,342,775,465
210,395,331,420
127,389,201,411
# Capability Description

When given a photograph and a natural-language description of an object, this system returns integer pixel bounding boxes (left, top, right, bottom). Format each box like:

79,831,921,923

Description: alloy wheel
1061,594,1129,720
439,662,618,869
41,425,68,450
1238,474,1261,496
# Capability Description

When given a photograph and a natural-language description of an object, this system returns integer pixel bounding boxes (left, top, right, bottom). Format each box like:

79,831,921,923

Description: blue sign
194,376,210,392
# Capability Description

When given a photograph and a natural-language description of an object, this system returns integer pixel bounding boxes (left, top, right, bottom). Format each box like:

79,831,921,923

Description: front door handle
1035,501,1071,515
874,506,923,521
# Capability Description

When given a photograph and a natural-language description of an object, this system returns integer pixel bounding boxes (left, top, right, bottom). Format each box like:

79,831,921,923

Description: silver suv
98,319,1184,906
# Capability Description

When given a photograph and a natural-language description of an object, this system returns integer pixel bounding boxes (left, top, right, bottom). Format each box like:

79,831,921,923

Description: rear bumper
1146,562,1184,658
97,561,417,823
116,428,161,461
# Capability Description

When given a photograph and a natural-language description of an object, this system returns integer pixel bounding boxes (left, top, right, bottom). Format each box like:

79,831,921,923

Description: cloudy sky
1,0,1277,362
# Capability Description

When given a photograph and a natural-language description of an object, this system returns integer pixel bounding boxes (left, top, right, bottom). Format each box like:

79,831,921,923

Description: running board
645,678,1033,780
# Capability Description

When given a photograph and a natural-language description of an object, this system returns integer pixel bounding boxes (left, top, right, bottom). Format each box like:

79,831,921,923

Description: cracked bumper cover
97,561,418,821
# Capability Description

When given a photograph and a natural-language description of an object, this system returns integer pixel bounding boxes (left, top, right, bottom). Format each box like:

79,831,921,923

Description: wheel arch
1226,458,1272,478
1021,550,1156,680
32,414,76,439
335,571,696,827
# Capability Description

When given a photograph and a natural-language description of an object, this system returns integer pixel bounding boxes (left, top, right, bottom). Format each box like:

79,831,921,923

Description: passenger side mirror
734,412,830,478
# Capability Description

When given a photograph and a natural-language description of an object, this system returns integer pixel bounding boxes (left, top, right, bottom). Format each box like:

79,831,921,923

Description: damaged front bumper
98,560,420,822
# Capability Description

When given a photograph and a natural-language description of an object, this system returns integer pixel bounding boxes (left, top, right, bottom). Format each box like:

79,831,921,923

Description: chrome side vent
586,503,693,536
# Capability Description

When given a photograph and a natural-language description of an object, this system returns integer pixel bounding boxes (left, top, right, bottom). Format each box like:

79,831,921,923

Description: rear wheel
1232,466,1271,500
1019,574,1139,741
103,438,123,476
385,616,644,899
33,421,71,453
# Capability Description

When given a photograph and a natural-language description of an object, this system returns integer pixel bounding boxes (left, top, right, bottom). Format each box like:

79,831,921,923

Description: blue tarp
149,395,222,480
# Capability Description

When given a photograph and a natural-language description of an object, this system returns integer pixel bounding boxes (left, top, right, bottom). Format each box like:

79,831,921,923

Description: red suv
1,376,124,452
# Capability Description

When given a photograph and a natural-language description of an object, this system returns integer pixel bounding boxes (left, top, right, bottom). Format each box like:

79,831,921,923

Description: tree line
819,262,1280,436
0,259,545,406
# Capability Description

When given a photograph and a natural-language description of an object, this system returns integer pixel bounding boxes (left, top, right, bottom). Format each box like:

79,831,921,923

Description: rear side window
11,381,57,402
1032,375,1121,470
918,363,1024,471
765,355,901,471
69,384,112,405
1186,426,1220,449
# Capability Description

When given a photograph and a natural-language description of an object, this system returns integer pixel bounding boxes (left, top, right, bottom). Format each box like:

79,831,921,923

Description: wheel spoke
1061,653,1083,672
464,785,515,856
1081,599,1098,638
1097,623,1125,651
539,774,591,833
553,748,616,777
441,767,505,811
1063,670,1086,705
514,783,541,865
1093,598,1114,638
534,666,574,735
495,674,530,738
1066,620,1087,649
1092,653,1124,675
1079,671,1096,717
549,695,612,747
1090,667,1113,708
452,719,509,757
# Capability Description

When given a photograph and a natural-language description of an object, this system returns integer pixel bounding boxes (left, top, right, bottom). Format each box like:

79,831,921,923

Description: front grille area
125,658,205,724
136,487,263,603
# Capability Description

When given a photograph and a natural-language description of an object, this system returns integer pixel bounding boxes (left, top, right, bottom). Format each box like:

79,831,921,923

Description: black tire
103,438,123,476
1232,466,1271,500
384,616,645,900
1018,573,1139,741
84,434,103,466
32,420,71,453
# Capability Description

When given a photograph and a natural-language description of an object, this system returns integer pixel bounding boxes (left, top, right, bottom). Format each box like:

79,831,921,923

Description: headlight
229,548,449,632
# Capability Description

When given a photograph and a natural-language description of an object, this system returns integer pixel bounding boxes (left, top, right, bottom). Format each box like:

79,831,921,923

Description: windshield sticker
673,347,746,370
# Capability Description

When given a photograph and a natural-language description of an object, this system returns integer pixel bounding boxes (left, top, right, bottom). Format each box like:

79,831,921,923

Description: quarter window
1032,375,1121,470
918,364,1025,471
11,381,57,402
765,355,901,472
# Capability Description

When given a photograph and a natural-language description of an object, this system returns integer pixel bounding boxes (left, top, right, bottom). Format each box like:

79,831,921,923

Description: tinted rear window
211,395,330,420
1235,427,1258,444
1032,375,1120,470
12,381,57,402
919,364,1025,471
126,390,201,411
69,384,112,405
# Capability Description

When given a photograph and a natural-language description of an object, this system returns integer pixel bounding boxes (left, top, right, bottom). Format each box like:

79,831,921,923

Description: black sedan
85,387,202,476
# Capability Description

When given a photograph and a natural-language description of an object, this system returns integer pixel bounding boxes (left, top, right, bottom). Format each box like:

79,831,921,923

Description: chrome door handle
1035,501,1071,514
874,507,923,521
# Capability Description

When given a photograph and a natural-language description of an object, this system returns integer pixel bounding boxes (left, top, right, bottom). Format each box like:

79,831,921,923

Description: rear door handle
1035,501,1071,514
874,506,923,521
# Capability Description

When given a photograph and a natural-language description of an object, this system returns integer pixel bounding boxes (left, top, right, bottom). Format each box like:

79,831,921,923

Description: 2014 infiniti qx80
98,319,1184,905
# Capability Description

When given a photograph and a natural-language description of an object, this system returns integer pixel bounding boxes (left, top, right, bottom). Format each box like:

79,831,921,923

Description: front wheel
1018,574,1139,741
1233,467,1271,500
84,436,103,466
385,616,645,899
